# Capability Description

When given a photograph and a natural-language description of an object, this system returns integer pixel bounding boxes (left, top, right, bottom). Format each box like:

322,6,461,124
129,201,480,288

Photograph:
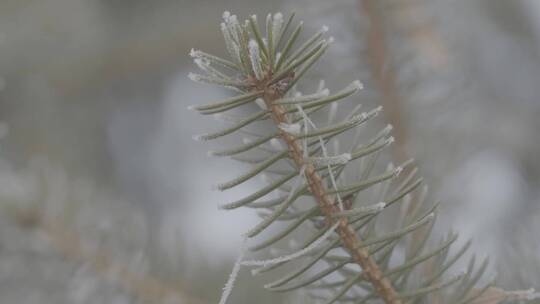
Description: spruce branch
188,11,495,304
260,75,401,303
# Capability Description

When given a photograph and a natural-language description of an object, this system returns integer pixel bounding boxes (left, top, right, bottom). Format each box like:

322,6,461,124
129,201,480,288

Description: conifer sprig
189,11,489,304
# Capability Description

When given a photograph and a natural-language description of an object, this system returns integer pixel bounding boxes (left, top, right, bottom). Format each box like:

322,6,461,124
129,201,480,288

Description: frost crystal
249,40,264,80
272,13,284,45
243,221,340,268
351,80,364,90
308,153,352,166
278,122,302,135
218,238,247,304
187,72,201,82
189,48,201,58
254,98,267,110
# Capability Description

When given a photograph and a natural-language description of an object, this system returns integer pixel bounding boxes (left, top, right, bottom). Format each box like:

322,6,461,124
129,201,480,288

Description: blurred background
0,0,539,303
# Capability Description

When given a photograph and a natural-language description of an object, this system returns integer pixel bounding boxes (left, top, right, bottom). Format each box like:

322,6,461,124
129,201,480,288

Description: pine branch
189,11,494,304
262,77,401,303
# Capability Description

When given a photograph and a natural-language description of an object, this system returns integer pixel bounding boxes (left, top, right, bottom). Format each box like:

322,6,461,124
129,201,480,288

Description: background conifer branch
9,207,206,304
359,0,408,163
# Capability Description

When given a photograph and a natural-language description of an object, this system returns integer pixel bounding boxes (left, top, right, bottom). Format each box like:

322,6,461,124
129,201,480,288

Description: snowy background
0,0,539,303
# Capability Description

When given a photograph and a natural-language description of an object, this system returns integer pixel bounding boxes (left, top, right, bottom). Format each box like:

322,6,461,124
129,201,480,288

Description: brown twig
359,0,408,164
359,0,431,260
260,82,402,303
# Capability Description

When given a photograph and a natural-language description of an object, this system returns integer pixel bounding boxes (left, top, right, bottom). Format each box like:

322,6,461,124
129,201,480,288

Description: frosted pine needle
278,122,302,135
218,237,248,304
249,40,264,80
243,221,340,268
308,153,351,166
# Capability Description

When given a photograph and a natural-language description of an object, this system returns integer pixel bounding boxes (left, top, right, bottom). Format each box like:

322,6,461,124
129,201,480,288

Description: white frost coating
394,166,403,177
394,159,415,178
278,122,302,135
221,23,241,63
328,36,335,44
277,90,329,105
248,40,260,55
249,40,264,80
336,202,387,217
322,25,329,32
511,288,540,300
351,80,364,90
222,11,231,20
308,153,351,166
194,57,223,77
189,48,202,58
193,58,206,68
227,15,240,41
189,72,235,86
242,221,340,268
192,133,207,141
373,202,386,211
272,13,284,45
255,98,267,109
218,237,247,304
348,108,380,125
242,137,252,145
188,72,202,82
342,80,363,94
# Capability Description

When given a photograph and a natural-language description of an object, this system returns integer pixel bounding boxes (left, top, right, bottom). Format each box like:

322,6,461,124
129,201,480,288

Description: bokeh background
0,0,539,303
